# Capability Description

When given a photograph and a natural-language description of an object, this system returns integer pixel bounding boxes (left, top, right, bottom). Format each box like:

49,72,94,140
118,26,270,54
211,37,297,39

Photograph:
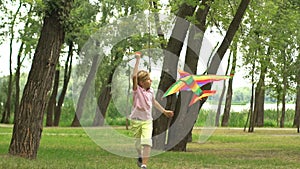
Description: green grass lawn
0,125,300,169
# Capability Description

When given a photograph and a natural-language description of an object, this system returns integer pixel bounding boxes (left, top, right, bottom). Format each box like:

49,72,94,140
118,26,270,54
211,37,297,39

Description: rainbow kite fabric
163,70,232,106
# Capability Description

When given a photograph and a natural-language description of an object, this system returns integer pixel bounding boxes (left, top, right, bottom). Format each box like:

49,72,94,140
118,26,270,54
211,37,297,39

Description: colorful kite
163,70,232,106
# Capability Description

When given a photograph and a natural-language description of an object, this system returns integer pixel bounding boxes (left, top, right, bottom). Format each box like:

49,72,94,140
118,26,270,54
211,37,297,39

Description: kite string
147,4,152,73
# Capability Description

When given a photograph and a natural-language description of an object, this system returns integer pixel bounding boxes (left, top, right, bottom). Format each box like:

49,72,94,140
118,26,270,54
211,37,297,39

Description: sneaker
137,157,142,167
141,164,147,169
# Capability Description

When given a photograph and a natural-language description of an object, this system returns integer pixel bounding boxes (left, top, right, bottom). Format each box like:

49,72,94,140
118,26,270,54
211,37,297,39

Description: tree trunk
167,0,210,151
253,76,265,127
1,66,12,123
221,41,237,127
152,2,197,150
46,70,60,127
294,90,300,127
293,54,300,129
92,42,125,126
247,63,255,132
207,0,250,131
276,91,280,127
280,54,287,128
207,1,251,128
14,5,33,123
280,83,287,128
254,47,271,127
71,54,99,127
93,73,113,126
14,42,23,124
296,84,300,132
54,42,73,126
280,96,286,128
1,2,21,124
9,0,72,159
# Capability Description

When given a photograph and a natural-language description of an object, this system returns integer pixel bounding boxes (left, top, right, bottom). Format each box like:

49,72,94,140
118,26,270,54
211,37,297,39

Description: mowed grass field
0,125,300,169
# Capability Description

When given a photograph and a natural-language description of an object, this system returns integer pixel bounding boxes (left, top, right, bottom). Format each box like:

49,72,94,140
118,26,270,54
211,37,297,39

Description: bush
105,117,128,126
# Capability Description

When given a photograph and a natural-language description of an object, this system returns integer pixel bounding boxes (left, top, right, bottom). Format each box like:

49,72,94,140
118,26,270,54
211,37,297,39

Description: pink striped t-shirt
129,85,154,121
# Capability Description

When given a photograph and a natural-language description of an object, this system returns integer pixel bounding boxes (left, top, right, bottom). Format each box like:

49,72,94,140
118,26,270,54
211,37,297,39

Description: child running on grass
129,51,174,169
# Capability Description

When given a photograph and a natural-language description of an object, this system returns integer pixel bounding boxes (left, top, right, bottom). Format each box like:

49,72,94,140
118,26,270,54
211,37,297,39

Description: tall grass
195,109,295,128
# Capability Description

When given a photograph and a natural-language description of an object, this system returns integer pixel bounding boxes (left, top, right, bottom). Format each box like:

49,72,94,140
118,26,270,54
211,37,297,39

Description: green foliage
59,98,75,127
105,117,128,126
194,108,295,128
232,87,251,104
65,0,99,49
240,0,300,103
105,101,129,126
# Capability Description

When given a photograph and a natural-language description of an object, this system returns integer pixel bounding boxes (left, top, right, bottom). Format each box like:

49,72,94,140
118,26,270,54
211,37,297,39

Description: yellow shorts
131,120,153,147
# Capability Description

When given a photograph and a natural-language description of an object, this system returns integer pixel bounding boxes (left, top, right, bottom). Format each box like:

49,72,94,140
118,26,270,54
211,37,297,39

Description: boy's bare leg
135,139,142,157
142,145,151,165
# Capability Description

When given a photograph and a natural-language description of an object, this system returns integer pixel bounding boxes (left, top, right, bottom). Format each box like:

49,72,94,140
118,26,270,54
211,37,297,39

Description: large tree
152,1,197,150
167,0,211,151
9,0,73,159
153,0,250,151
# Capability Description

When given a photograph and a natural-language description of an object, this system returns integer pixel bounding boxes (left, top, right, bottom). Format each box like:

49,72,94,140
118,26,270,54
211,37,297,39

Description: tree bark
14,42,24,124
46,70,60,127
54,42,73,126
293,55,300,130
280,53,288,128
152,2,197,150
296,84,300,132
247,61,256,132
254,47,271,127
294,91,300,127
253,77,265,127
9,0,73,159
14,5,33,123
167,0,210,151
221,41,237,127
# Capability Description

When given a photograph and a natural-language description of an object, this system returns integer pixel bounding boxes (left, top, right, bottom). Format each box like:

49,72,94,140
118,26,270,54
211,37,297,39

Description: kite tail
189,94,201,106
188,90,217,106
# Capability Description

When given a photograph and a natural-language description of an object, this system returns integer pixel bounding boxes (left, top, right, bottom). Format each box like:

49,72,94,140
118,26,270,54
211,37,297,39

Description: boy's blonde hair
137,70,150,84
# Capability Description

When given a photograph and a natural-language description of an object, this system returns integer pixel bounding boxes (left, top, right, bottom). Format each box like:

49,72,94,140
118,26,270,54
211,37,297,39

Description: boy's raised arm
132,52,142,91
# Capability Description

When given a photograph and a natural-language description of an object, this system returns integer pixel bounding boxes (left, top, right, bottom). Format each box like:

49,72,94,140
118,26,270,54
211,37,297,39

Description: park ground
0,125,300,169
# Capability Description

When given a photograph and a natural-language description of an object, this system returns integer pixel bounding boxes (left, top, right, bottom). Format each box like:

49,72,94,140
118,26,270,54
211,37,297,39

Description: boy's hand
135,51,142,59
163,110,174,118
